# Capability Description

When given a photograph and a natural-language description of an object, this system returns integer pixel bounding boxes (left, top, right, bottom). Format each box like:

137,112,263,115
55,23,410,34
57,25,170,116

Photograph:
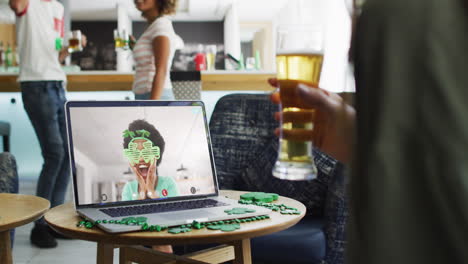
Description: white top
16,0,66,82
132,16,181,95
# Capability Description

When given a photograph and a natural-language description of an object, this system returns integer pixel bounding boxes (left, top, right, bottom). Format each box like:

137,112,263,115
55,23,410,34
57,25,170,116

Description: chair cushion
0,152,19,247
209,94,332,216
0,152,18,193
251,216,326,264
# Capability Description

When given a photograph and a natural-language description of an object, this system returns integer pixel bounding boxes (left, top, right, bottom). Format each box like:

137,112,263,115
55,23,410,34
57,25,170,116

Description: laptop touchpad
160,210,214,220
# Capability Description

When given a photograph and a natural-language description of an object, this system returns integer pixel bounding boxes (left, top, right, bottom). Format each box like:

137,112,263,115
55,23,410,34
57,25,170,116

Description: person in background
132,0,182,100
273,0,468,263
9,0,86,248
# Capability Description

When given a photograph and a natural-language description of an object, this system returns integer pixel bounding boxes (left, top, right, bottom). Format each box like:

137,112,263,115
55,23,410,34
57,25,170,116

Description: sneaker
30,224,57,248
47,225,73,239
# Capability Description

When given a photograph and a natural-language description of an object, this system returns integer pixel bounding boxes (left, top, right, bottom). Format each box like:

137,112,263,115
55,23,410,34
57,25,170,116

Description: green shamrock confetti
207,223,241,232
224,207,256,215
240,192,279,203
168,227,192,234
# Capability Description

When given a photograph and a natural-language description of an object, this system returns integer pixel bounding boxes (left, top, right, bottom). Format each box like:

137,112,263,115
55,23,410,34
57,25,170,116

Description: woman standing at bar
132,0,180,100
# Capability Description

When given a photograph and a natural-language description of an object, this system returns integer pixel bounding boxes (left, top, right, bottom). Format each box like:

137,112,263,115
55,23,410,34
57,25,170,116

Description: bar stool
0,121,10,152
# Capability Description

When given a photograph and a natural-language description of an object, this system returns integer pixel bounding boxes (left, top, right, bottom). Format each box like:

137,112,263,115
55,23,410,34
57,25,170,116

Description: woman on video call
121,119,179,201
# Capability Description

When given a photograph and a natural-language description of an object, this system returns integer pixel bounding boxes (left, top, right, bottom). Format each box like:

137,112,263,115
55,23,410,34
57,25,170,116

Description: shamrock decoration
136,129,150,138
123,129,136,139
207,223,241,232
240,192,279,203
280,209,301,215
121,216,147,225
224,207,256,215
168,227,192,234
123,141,160,165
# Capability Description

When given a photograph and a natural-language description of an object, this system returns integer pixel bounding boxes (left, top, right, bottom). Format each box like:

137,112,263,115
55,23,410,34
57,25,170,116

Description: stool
0,121,10,152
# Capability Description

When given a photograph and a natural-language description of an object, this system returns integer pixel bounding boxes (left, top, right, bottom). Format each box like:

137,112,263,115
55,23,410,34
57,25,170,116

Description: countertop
0,70,275,92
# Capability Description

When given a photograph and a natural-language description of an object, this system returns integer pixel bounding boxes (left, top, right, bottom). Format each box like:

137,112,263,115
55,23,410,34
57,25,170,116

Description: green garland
76,215,270,234
76,192,300,234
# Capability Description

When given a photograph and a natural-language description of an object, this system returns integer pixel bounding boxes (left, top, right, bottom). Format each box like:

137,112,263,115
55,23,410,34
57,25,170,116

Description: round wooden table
0,193,50,264
45,190,306,264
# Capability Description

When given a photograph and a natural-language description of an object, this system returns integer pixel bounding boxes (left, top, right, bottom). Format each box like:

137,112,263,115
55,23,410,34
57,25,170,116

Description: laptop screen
65,101,218,207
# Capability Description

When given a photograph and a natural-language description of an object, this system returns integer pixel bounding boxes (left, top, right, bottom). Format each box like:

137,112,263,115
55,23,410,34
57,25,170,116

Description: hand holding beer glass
114,29,130,50
67,30,83,53
272,25,325,180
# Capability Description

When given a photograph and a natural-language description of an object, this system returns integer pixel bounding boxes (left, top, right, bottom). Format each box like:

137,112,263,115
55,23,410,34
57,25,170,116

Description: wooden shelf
0,71,276,92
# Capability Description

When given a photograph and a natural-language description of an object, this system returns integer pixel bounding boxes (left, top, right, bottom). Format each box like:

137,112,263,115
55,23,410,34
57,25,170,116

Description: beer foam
277,49,324,56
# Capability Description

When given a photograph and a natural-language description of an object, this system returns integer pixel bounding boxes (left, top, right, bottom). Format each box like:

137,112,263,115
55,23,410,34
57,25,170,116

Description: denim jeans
21,81,70,224
134,88,175,100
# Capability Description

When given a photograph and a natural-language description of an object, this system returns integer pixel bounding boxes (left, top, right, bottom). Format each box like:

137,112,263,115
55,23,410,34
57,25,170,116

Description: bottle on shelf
5,43,13,68
0,41,4,68
13,44,20,67
255,50,262,70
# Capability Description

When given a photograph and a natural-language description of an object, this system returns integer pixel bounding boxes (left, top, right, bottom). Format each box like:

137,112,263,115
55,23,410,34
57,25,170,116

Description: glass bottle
0,41,4,68
5,43,12,69
13,45,20,67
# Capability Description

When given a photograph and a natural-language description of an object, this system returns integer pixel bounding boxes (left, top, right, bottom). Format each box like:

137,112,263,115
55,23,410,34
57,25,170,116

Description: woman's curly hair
157,0,178,16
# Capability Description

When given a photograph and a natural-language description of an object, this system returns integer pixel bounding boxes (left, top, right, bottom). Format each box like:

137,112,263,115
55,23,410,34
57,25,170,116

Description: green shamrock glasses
123,139,160,165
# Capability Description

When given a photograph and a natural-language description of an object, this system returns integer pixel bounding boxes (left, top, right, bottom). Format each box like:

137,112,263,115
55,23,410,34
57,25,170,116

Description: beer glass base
272,161,317,181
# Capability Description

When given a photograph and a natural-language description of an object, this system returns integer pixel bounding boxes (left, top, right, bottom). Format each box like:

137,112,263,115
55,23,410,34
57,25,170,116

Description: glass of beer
272,24,325,181
114,29,129,50
205,45,217,71
67,30,83,53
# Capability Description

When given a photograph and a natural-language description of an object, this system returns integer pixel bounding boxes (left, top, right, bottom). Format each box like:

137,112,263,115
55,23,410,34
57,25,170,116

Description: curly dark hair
123,119,165,166
156,0,177,16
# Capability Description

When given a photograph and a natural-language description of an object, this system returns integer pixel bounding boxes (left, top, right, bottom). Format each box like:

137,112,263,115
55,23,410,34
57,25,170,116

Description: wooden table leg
231,239,252,264
0,230,12,264
97,243,114,264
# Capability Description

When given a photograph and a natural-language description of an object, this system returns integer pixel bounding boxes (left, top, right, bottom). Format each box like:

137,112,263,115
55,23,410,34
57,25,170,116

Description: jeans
134,89,175,100
21,81,70,224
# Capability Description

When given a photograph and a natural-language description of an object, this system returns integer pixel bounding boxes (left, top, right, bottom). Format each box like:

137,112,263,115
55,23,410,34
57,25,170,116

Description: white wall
74,148,98,204
0,3,14,24
223,2,241,70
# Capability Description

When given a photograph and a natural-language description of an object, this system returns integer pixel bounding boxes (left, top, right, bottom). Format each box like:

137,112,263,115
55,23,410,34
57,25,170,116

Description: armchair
209,93,347,264
0,152,19,247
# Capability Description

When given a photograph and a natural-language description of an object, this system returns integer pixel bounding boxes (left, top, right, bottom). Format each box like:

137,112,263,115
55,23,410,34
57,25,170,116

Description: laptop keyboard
100,199,227,217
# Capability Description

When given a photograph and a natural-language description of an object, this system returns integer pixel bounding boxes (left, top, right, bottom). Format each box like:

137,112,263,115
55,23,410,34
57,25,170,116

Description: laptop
65,100,270,233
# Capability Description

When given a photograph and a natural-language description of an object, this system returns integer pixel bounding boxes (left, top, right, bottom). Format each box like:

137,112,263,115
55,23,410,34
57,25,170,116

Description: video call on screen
69,105,216,205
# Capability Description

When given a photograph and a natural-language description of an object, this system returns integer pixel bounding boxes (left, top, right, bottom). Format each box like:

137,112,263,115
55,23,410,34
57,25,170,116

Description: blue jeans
21,81,70,224
134,89,175,100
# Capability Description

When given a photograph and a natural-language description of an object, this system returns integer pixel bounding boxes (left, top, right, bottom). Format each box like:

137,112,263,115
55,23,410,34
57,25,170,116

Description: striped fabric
132,16,177,95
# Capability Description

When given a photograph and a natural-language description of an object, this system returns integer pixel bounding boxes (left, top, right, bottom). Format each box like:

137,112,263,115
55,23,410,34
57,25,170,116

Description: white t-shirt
132,16,182,95
16,0,66,82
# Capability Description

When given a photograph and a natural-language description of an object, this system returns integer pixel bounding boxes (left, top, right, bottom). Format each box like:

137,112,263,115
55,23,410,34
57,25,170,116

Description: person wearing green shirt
271,0,468,263
121,119,179,201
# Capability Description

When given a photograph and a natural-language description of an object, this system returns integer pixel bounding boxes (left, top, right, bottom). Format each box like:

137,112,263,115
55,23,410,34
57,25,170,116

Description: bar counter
0,71,276,92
